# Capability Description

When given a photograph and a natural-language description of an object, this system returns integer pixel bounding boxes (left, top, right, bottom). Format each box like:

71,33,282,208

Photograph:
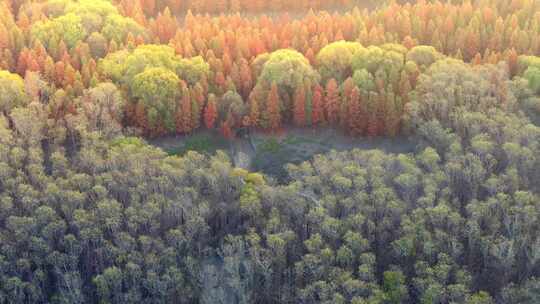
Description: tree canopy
0,70,28,113
99,44,208,89
316,40,364,83
255,49,320,95
0,0,539,302
132,67,180,130
31,0,146,53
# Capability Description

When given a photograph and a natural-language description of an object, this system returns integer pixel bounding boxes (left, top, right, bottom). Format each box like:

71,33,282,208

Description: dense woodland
0,0,539,303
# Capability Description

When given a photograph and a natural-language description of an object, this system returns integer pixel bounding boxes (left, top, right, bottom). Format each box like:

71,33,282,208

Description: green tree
351,46,404,76
467,291,494,304
101,14,146,44
99,44,208,89
254,49,320,97
132,67,180,131
405,45,443,70
93,267,123,304
353,69,376,92
316,41,364,83
0,70,28,114
31,13,86,49
524,66,540,94
78,82,125,138
382,270,408,304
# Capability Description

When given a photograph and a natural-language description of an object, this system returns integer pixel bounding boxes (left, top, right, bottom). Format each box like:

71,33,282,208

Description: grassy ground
149,130,230,157
251,127,416,181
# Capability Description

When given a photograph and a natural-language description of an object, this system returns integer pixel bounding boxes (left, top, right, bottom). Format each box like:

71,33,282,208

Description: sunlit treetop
42,0,119,19
351,45,405,76
316,40,364,83
31,0,145,51
0,70,28,114
31,13,86,48
519,56,540,72
98,44,209,132
405,45,445,70
379,43,408,55
255,49,320,94
523,64,540,94
99,44,209,88
132,67,180,131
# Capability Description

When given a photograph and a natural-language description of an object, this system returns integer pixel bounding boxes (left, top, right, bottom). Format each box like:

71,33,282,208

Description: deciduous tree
325,78,339,125
267,82,281,131
204,94,218,129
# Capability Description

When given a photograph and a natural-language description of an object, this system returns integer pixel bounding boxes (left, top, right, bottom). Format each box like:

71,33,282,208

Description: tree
351,46,404,76
325,79,340,125
132,67,180,131
376,92,387,135
467,292,494,304
405,45,443,69
0,23,9,50
524,66,540,94
347,86,362,135
501,278,540,303
87,32,108,58
464,30,480,62
99,44,209,134
134,101,149,131
191,94,201,130
0,70,28,114
99,44,208,89
352,69,376,92
385,95,401,136
406,59,514,134
267,82,281,131
31,13,86,49
218,90,246,128
101,14,147,44
79,82,125,138
340,77,355,128
507,48,519,77
254,49,320,98
204,94,218,129
179,86,193,133
2,2,540,304
249,90,261,128
140,0,157,15
383,270,408,304
176,55,210,86
311,84,324,126
153,7,176,43
221,119,233,138
316,41,364,83
303,80,313,126
240,61,253,99
94,267,124,304
10,103,47,144
367,100,379,137
293,85,306,127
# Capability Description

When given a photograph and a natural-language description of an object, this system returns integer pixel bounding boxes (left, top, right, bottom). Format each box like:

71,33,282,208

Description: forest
0,0,539,303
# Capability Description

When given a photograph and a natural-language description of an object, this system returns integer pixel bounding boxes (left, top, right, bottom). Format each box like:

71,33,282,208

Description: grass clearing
251,127,417,181
150,131,230,157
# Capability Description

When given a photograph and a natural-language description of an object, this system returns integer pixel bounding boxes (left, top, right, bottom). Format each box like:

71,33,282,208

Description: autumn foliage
0,0,539,137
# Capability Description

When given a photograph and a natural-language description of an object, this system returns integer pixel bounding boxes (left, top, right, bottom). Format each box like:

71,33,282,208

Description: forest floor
149,127,417,180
